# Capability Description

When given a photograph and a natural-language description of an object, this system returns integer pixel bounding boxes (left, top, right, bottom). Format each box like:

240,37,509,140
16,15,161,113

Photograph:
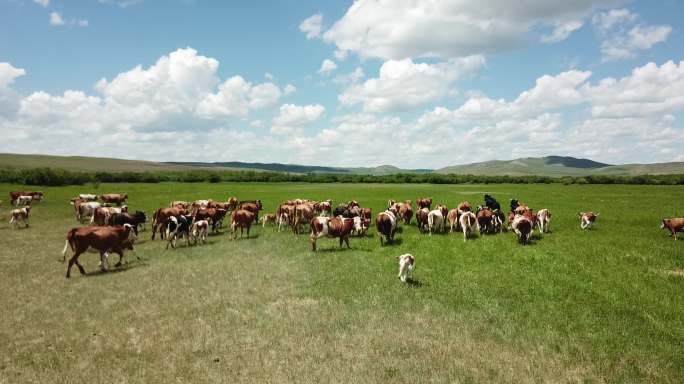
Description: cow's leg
99,251,109,272
246,225,251,238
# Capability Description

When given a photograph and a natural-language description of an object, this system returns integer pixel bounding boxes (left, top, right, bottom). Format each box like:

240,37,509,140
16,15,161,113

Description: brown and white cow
189,220,209,245
14,195,33,206
151,207,187,239
9,206,31,229
447,208,460,233
91,206,128,226
293,203,315,235
231,209,256,239
397,203,413,225
317,200,332,216
537,209,551,235
10,191,43,205
416,197,432,210
579,212,599,230
260,213,277,227
170,200,191,209
352,216,370,237
77,201,102,223
397,253,415,283
277,203,295,232
661,218,684,240
309,216,354,251
416,207,430,233
101,193,128,206
62,224,136,278
193,207,228,232
239,200,263,221
78,194,98,202
376,210,397,245
511,214,532,244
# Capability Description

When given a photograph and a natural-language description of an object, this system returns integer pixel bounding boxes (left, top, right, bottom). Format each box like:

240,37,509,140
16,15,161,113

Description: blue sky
0,0,682,168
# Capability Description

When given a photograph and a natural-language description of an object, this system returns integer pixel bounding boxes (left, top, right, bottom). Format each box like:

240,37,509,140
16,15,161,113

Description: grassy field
0,182,682,383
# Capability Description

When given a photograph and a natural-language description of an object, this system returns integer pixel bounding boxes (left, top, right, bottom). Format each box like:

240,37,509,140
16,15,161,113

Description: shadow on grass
405,278,422,288
86,260,148,277
380,238,403,246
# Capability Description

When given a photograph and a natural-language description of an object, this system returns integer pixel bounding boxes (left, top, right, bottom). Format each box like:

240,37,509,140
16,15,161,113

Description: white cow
78,194,98,202
190,220,209,245
78,202,101,223
537,209,551,235
10,206,31,229
14,195,33,206
459,211,479,242
427,209,445,235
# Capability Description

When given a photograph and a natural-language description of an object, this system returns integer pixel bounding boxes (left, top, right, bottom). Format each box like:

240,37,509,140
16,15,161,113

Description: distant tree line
0,167,683,186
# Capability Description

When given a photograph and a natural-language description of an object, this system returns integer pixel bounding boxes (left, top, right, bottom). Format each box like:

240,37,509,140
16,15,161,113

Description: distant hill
436,156,684,176
0,153,681,177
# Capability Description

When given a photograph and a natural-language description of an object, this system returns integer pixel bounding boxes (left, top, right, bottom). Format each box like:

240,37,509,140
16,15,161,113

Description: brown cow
170,201,191,209
101,193,128,206
416,207,430,233
447,208,460,233
376,210,398,245
661,218,684,240
317,200,332,216
457,201,471,214
476,206,494,235
91,206,127,226
194,207,228,232
231,209,255,239
309,216,354,251
416,197,432,210
277,203,296,232
397,203,413,225
10,191,43,204
62,224,136,278
360,207,372,220
151,207,187,239
239,200,262,221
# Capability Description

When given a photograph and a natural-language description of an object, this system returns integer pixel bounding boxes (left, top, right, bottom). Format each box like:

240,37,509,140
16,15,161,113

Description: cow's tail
62,228,77,262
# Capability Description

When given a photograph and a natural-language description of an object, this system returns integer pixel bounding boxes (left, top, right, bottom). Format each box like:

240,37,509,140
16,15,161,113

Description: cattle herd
4,190,684,281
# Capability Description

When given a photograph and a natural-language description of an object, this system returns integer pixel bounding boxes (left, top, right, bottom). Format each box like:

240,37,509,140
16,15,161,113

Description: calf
309,216,354,251
62,224,136,278
190,219,209,245
511,214,532,244
166,215,193,249
397,254,415,283
260,213,277,227
537,209,551,235
579,212,599,230
459,211,479,242
376,210,397,245
9,206,31,229
416,207,430,233
661,218,684,240
231,209,256,239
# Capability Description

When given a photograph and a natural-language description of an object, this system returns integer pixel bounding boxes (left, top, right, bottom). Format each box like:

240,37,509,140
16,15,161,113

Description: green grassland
0,182,682,383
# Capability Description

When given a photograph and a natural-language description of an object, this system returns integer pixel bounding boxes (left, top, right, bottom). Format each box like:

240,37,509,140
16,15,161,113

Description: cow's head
661,219,667,228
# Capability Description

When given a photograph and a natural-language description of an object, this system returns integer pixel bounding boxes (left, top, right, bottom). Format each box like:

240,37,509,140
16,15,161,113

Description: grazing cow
62,224,136,278
511,214,532,244
293,204,315,235
476,206,494,235
459,211,479,242
416,197,432,210
78,194,98,202
101,193,128,206
416,207,430,233
537,209,551,235
376,210,397,245
189,219,209,245
661,218,684,240
239,200,262,221
14,195,33,206
260,213,277,227
352,216,370,237
170,200,191,209
111,211,147,235
231,209,255,239
9,206,31,229
10,191,43,205
427,206,448,235
579,212,599,230
397,203,413,225
309,216,354,251
397,254,415,283
151,207,187,239
165,215,193,249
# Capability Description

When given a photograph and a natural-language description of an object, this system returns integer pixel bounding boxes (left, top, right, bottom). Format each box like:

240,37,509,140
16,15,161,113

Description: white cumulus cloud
318,59,337,75
271,103,325,134
299,13,323,39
